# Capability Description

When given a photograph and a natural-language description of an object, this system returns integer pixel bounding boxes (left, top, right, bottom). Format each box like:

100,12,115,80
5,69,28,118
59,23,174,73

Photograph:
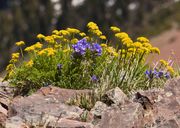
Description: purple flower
156,71,164,78
91,43,102,56
164,72,170,79
91,75,98,82
145,69,153,79
57,64,62,71
72,38,102,56
72,38,90,55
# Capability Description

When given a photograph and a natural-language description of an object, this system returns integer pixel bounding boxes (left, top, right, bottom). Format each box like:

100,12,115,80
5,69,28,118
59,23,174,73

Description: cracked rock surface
0,77,180,128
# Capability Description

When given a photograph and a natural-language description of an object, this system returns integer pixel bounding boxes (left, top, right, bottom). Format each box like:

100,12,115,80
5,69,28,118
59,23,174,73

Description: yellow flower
52,35,62,40
26,60,34,67
100,35,106,40
38,48,56,56
128,48,136,53
87,22,99,30
122,37,133,47
151,47,160,54
113,52,119,57
63,48,70,53
106,46,118,57
59,30,70,36
6,64,14,71
38,49,46,56
66,28,80,34
142,43,152,49
79,32,86,37
16,41,25,46
34,42,43,49
54,44,62,49
115,32,129,39
71,38,78,44
85,36,90,41
100,44,107,47
119,49,125,53
47,48,56,56
133,42,142,48
8,71,14,77
110,26,121,33
90,29,102,36
137,37,149,43
52,30,59,35
167,66,175,75
45,36,55,44
37,34,45,39
160,59,168,66
140,47,150,53
12,53,20,60
24,46,35,52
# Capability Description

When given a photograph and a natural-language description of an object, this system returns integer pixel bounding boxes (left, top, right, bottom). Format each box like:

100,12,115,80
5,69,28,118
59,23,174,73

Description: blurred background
0,0,180,72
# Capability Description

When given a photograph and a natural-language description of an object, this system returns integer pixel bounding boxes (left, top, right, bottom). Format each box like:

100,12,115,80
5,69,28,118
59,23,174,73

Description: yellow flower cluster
16,41,25,46
150,47,160,54
59,30,70,36
25,42,43,52
167,66,175,75
71,38,78,44
160,59,168,66
37,34,45,40
10,52,20,63
106,47,118,57
110,26,121,33
159,59,175,75
87,22,106,40
38,48,56,56
137,37,149,43
45,36,55,44
79,32,86,37
26,60,34,67
6,64,14,71
66,28,80,34
115,32,160,57
6,52,20,77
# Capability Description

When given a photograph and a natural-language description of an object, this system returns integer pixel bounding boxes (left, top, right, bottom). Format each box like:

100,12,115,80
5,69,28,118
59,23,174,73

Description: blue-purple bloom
91,75,98,82
145,69,153,79
157,71,164,78
91,43,102,56
72,38,102,56
145,69,170,79
164,72,170,79
57,64,62,71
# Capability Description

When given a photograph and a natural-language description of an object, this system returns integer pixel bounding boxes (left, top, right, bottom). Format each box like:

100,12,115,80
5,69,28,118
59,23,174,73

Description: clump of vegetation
4,22,177,95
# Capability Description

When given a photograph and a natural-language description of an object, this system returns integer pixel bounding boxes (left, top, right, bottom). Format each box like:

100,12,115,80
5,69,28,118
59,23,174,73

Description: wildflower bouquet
5,22,176,95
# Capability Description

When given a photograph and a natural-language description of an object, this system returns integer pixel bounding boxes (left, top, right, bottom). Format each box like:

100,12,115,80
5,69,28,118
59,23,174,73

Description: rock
1,77,179,127
0,112,7,127
48,118,94,128
102,87,128,106
35,85,92,103
7,86,92,127
0,80,14,98
90,101,107,118
5,116,29,128
0,104,7,116
96,102,144,128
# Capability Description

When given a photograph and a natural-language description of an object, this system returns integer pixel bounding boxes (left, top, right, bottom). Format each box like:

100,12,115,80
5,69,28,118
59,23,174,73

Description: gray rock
5,116,29,128
90,101,107,118
96,102,144,128
102,87,128,106
7,86,91,127
48,118,94,128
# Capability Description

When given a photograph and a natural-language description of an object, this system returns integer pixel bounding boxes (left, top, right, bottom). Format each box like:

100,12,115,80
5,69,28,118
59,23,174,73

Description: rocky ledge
0,77,180,128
